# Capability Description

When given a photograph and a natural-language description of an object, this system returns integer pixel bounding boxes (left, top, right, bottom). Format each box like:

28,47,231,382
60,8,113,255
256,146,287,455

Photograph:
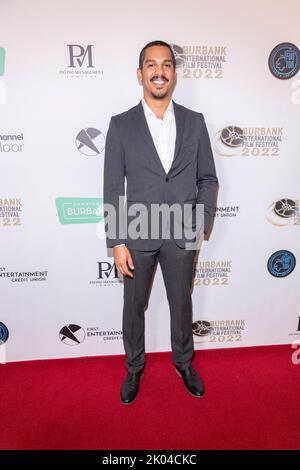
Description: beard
150,90,169,100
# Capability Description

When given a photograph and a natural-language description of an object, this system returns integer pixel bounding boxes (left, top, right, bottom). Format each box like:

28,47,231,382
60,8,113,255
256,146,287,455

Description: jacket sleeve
103,117,127,248
196,114,219,234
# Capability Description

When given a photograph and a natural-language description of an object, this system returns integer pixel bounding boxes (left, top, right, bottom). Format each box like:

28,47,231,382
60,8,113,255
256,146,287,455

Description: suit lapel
133,99,185,175
172,100,185,170
133,100,165,174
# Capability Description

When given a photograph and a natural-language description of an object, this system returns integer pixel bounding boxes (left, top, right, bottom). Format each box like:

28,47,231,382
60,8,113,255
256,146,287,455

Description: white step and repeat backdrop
1,0,299,362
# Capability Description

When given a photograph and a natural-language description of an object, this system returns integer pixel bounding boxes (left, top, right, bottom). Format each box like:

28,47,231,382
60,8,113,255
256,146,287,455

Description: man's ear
136,68,143,85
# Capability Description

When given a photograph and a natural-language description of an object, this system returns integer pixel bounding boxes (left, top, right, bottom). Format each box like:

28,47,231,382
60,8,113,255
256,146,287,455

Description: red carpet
0,345,299,450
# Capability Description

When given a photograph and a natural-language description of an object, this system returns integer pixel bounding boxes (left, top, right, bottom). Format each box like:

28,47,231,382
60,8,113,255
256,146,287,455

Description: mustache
151,75,169,82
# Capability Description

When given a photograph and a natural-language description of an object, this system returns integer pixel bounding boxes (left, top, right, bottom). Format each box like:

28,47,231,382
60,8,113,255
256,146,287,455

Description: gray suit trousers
123,235,196,373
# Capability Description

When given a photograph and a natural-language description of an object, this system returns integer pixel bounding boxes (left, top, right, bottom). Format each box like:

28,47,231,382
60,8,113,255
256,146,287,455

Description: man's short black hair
139,40,176,70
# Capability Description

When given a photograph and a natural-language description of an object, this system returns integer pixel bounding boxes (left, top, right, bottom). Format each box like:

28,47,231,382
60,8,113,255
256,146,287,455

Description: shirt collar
142,98,174,118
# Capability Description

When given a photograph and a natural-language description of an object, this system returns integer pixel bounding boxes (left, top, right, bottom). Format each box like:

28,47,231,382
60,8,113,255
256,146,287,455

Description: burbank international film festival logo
213,124,284,157
193,259,232,287
267,250,296,278
0,198,22,227
0,46,6,104
59,44,104,79
76,128,105,156
269,42,300,80
59,324,122,346
192,319,246,344
169,43,228,79
267,197,300,226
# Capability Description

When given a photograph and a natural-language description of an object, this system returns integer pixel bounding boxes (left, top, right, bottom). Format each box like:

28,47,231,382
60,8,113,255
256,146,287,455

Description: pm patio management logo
0,47,6,104
55,197,104,224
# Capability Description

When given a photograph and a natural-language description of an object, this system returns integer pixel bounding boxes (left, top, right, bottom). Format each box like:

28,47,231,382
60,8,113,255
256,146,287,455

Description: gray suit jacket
103,99,218,250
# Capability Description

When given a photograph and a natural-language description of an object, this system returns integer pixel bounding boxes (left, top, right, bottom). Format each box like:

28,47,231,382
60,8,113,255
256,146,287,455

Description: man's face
137,45,177,100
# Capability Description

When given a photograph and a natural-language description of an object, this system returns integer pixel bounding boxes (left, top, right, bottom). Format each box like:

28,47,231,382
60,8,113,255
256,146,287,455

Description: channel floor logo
76,128,105,156
59,324,85,346
0,322,9,345
269,42,300,80
267,250,296,278
0,133,24,153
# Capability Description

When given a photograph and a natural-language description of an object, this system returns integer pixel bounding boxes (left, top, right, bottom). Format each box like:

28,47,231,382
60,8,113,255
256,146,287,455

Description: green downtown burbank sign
55,197,104,224
0,47,5,76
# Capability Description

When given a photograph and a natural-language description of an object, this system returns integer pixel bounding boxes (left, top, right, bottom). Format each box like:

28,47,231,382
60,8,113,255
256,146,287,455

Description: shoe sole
120,371,144,405
175,367,205,398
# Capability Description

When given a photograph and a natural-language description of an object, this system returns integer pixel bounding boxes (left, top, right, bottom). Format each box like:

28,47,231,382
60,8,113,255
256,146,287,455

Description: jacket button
165,176,169,182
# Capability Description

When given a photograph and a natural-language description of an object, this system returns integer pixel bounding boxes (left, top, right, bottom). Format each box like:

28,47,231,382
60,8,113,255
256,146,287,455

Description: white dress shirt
115,98,177,247
141,97,176,174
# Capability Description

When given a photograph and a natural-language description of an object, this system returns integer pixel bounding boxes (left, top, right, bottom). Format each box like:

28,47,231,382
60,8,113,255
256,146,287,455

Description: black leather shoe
175,365,205,397
120,369,144,405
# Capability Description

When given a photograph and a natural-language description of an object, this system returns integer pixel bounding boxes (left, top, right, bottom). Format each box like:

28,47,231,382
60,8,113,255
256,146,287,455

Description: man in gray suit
103,40,218,405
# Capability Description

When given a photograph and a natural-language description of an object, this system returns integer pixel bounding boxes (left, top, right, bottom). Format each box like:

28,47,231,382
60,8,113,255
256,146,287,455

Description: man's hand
113,245,135,278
